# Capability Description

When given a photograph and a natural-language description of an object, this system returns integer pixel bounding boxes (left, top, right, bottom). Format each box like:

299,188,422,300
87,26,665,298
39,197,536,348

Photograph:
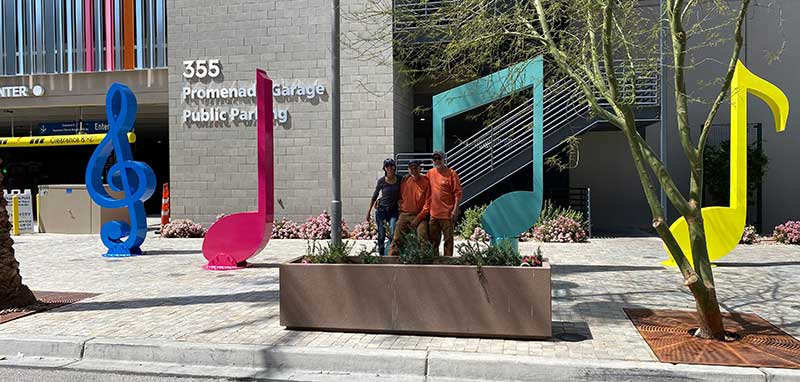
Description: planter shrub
456,204,487,239
304,240,354,263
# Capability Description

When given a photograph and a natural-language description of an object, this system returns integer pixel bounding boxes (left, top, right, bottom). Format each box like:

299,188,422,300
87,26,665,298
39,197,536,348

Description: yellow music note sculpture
663,60,789,267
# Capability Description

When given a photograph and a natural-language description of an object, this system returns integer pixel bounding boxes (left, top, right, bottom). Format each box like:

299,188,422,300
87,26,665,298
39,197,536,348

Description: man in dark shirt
366,158,400,256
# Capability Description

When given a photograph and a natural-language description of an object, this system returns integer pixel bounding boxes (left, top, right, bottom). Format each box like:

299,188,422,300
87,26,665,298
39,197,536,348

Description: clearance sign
0,133,135,148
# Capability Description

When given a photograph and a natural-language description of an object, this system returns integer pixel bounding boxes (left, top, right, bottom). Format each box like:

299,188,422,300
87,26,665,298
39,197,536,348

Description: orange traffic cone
161,183,170,226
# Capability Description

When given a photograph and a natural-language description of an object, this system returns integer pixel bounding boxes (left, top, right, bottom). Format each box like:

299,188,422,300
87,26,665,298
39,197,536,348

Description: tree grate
0,291,99,325
625,308,800,369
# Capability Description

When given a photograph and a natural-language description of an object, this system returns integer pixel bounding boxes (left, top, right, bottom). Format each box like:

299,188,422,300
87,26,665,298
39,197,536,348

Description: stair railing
396,61,659,192
446,62,658,190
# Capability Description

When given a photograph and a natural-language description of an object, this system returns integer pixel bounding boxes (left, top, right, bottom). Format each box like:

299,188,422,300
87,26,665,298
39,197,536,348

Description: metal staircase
397,64,660,205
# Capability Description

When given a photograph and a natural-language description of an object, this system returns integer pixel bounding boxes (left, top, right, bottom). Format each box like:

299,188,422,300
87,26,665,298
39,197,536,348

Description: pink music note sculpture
202,69,274,270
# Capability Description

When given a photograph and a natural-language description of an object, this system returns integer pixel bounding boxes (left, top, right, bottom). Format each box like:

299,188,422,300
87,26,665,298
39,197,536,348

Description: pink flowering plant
160,219,206,238
532,215,588,243
272,217,302,239
520,247,544,267
519,230,534,242
349,220,378,240
298,211,349,240
469,227,490,242
740,225,759,245
773,221,800,245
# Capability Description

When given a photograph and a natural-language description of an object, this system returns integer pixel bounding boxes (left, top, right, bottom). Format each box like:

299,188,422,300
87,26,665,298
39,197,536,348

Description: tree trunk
692,283,725,339
0,175,37,310
617,109,727,340
685,214,727,339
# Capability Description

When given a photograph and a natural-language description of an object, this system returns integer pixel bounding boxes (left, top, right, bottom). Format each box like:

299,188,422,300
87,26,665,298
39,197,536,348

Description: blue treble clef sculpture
85,83,156,257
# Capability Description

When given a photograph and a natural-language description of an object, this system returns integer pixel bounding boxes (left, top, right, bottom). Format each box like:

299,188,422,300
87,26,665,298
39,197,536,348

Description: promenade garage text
182,82,326,125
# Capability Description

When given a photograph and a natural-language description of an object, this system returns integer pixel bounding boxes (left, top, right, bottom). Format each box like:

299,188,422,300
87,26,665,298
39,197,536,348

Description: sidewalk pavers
1,232,799,380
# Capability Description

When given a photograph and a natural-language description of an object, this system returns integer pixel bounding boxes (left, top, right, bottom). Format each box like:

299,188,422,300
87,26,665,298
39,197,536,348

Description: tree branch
532,0,622,125
600,1,620,101
585,7,609,96
666,0,701,173
633,133,692,216
697,0,751,156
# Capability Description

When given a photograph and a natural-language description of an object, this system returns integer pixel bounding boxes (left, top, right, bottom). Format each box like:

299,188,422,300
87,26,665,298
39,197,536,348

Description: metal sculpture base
103,247,142,257
203,255,251,271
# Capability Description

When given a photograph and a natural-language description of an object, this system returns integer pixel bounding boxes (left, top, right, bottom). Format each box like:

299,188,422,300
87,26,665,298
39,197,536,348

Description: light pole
330,0,343,245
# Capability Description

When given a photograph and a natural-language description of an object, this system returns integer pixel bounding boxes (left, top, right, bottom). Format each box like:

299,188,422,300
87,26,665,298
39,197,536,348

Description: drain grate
0,291,99,325
625,308,800,369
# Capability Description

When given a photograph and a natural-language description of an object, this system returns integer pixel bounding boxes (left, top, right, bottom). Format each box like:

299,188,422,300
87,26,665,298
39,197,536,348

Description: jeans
375,207,399,256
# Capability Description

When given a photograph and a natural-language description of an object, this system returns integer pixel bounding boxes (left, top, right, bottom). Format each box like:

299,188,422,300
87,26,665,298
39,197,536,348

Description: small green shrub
537,199,585,225
357,244,381,264
398,230,437,264
457,240,522,267
518,200,588,242
456,204,488,239
304,240,354,263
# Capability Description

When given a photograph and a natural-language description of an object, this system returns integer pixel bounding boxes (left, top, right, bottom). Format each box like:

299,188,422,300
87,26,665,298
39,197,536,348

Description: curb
0,334,89,359
0,335,799,381
82,337,427,377
427,351,768,382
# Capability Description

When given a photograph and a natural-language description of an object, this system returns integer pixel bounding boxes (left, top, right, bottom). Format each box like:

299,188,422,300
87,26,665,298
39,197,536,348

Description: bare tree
350,0,774,340
0,165,37,310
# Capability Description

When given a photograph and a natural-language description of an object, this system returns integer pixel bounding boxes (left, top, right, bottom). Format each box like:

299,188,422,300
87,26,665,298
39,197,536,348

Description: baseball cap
408,159,422,167
432,151,445,160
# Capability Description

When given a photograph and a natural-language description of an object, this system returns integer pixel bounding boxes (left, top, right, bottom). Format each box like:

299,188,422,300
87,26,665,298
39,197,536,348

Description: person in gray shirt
366,158,400,256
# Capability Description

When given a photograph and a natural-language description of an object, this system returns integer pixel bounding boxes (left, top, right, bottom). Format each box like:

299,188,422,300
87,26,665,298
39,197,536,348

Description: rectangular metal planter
280,257,551,339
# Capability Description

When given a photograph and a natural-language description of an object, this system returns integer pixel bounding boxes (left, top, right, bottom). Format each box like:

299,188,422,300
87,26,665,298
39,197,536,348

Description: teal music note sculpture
432,56,544,251
85,83,156,257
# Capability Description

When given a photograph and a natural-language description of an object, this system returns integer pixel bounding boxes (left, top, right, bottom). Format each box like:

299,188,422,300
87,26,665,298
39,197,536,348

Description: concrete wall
569,130,654,234
393,67,415,154
167,0,411,227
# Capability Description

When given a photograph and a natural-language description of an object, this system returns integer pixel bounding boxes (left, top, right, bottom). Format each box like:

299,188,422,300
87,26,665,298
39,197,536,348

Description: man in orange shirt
427,151,462,257
388,160,430,256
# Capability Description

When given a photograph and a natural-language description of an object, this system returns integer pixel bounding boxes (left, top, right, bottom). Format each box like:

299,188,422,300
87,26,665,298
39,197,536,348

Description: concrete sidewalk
1,233,799,380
